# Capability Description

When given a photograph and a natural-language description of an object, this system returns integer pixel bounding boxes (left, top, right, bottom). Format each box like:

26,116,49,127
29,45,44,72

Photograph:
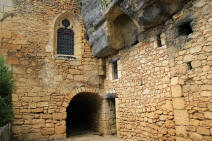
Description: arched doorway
66,93,102,137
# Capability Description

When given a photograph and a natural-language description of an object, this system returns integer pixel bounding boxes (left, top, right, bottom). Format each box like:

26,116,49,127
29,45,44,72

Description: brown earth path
67,133,124,141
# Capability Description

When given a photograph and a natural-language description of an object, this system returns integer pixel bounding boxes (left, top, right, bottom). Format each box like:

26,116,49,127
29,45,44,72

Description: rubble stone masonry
0,0,102,140
104,0,212,140
0,0,211,141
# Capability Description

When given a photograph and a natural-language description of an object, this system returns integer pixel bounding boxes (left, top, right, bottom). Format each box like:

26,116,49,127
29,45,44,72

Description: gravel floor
67,133,124,141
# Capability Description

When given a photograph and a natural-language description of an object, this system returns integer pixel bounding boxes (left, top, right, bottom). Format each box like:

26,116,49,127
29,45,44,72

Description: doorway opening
66,93,102,137
106,98,117,135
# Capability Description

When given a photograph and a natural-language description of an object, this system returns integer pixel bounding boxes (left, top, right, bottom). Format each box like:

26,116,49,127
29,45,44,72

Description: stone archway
54,87,101,138
66,92,102,136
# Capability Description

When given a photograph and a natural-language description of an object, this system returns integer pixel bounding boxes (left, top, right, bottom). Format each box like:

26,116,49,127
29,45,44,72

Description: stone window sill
54,54,77,60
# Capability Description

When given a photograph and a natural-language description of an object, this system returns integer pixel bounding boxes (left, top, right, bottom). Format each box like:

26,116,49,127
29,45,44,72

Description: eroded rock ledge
80,0,186,57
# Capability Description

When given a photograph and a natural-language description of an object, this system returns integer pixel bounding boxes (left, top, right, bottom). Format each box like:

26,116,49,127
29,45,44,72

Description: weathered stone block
55,125,66,134
23,133,41,141
189,132,203,141
32,119,45,125
171,77,179,85
193,0,206,7
12,126,22,134
200,120,212,127
176,137,191,141
165,120,175,128
67,74,73,79
201,85,212,91
54,75,63,81
200,91,211,97
0,49,8,54
190,119,199,126
191,61,201,68
6,56,19,64
204,112,212,119
74,75,83,81
174,110,189,125
165,100,173,111
41,128,55,136
46,123,54,128
159,115,167,121
0,30,11,38
176,126,187,137
190,46,202,54
53,134,65,140
171,85,183,98
53,113,66,120
4,43,21,50
205,136,212,141
183,55,194,62
197,127,210,135
31,107,43,113
31,87,42,93
173,98,185,109
207,55,212,60
42,114,53,119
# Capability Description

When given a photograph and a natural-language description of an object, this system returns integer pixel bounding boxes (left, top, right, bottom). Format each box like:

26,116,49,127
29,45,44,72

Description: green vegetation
0,56,15,127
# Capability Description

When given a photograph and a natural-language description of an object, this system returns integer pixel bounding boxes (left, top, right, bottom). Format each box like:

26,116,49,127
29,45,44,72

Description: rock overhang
80,0,187,57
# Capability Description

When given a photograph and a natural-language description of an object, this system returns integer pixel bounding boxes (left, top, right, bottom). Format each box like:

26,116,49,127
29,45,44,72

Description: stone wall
100,98,117,135
167,0,212,140
104,35,174,140
103,0,212,140
0,0,211,141
0,0,102,140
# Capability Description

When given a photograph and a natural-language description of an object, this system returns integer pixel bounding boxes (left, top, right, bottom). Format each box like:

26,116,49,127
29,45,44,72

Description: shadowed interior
66,93,102,136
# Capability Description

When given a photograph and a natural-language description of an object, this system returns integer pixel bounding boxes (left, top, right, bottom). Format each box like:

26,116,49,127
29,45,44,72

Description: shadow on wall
111,14,139,50
66,93,102,137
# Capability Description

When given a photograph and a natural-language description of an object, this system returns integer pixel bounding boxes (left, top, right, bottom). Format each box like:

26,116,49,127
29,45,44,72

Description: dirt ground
67,133,124,141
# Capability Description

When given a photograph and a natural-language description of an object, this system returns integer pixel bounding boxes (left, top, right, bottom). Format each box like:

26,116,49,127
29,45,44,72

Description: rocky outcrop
120,0,186,29
80,0,186,57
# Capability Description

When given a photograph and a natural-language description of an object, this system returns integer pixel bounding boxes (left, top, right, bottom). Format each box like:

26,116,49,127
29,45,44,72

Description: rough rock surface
81,0,186,57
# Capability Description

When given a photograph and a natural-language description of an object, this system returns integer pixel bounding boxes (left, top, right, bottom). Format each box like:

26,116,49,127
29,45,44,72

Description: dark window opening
178,21,193,36
156,34,162,47
62,19,70,27
113,61,118,79
187,62,192,70
66,93,102,137
140,79,144,86
57,19,74,55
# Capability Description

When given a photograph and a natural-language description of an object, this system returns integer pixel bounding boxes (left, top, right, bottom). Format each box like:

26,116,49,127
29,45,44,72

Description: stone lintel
104,93,117,99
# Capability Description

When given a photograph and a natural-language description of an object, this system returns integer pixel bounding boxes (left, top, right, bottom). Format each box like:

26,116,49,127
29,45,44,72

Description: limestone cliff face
80,0,186,57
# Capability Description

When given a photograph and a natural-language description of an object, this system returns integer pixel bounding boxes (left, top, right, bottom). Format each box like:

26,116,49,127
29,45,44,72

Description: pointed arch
47,11,83,59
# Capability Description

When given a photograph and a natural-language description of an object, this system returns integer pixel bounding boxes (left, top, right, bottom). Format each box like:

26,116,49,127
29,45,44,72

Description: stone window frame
154,33,167,48
112,60,118,79
57,19,75,55
109,56,121,80
47,11,83,60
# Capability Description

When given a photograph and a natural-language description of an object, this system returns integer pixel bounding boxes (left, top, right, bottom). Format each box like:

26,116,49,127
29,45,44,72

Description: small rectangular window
113,61,118,79
187,62,192,70
157,34,162,47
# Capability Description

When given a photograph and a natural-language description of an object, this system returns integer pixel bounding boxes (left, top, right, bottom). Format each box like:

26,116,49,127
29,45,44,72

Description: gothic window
57,19,74,55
